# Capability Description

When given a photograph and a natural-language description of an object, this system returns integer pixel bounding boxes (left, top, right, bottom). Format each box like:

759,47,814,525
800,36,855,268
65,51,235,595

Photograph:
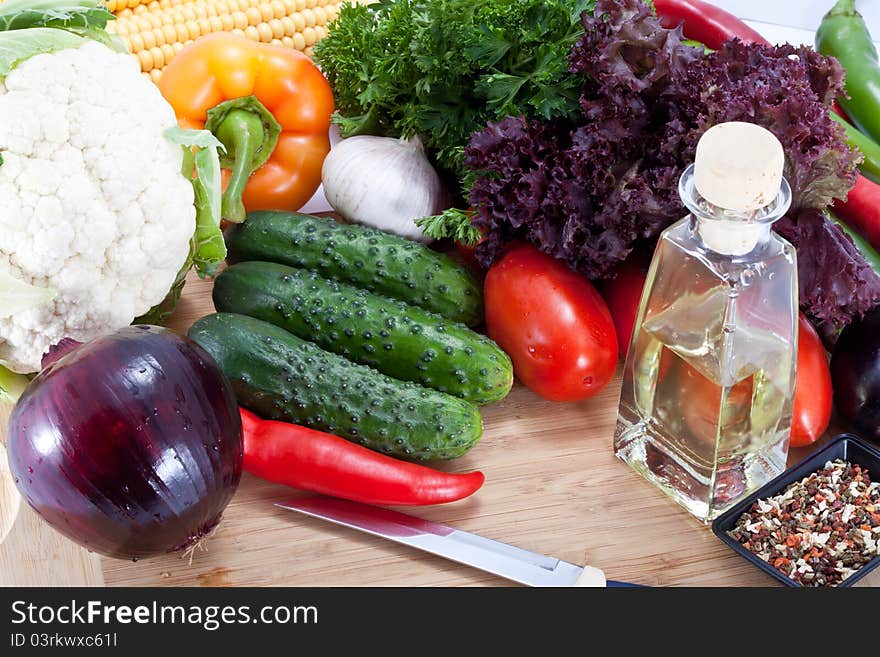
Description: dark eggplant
830,306,880,443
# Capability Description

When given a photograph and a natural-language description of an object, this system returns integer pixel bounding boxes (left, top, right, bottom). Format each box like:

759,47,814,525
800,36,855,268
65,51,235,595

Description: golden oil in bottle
614,123,798,522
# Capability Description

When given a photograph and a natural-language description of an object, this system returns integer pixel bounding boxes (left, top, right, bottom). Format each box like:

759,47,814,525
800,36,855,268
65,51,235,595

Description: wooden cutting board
1,270,877,587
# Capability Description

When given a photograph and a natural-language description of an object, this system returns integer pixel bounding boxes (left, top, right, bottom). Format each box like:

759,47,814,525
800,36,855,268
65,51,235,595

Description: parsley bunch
314,0,594,183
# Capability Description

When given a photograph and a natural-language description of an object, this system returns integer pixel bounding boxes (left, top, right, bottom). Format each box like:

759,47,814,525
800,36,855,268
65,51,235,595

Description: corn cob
105,0,346,82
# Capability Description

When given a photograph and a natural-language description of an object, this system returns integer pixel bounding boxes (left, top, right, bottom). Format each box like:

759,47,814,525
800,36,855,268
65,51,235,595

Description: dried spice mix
729,460,880,586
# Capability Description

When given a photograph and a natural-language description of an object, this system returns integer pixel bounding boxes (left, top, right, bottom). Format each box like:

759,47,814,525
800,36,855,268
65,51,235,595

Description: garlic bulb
321,135,446,242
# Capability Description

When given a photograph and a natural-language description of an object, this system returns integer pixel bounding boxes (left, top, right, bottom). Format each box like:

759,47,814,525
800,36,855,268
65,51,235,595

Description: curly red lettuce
466,0,875,329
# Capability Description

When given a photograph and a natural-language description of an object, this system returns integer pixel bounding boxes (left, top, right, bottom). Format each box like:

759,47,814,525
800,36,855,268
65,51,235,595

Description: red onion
6,326,242,560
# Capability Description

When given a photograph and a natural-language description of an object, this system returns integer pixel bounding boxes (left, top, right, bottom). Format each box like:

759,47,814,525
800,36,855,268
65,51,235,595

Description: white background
713,0,879,45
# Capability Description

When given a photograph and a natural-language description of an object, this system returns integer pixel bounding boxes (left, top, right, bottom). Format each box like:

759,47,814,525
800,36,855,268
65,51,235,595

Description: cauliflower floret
0,42,195,372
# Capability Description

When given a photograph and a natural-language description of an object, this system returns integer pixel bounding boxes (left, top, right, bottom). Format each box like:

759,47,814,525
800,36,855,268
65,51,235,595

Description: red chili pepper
240,408,485,506
653,0,768,49
833,174,880,251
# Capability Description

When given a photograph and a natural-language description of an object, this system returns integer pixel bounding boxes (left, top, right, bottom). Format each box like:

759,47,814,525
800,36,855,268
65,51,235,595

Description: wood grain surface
2,271,878,587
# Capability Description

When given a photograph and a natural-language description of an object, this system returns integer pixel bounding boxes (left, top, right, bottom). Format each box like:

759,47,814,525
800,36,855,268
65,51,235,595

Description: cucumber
213,261,513,405
225,211,483,326
188,313,483,460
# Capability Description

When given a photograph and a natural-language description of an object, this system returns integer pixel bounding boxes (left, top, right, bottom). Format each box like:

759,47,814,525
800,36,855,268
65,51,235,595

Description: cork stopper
694,122,785,213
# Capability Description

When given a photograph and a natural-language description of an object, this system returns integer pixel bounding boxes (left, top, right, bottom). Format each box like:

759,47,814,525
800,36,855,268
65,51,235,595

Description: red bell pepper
240,409,484,506
833,174,880,253
653,0,768,49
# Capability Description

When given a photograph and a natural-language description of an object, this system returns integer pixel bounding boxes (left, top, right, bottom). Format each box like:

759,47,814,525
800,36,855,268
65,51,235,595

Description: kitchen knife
276,496,639,587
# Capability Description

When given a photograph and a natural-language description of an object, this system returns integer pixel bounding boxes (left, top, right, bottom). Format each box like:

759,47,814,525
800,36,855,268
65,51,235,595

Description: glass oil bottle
613,122,798,522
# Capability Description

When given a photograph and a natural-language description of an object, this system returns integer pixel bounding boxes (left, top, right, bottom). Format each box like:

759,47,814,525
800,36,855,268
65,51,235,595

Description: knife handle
573,566,643,588
573,566,606,587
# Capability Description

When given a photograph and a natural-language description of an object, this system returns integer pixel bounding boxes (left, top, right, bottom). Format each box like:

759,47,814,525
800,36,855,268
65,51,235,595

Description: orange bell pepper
159,34,334,222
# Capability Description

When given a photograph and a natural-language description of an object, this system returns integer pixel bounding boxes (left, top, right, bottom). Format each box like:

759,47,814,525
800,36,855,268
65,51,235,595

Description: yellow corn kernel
137,48,154,71
107,19,126,35
258,22,273,41
106,0,336,79
245,6,261,25
149,46,165,69
163,24,178,43
232,10,248,29
129,32,145,52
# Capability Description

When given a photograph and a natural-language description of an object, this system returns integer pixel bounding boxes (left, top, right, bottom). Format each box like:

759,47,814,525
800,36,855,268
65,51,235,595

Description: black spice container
712,434,880,587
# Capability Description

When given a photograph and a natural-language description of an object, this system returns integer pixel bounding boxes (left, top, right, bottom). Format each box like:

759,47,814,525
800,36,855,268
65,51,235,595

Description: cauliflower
0,41,197,372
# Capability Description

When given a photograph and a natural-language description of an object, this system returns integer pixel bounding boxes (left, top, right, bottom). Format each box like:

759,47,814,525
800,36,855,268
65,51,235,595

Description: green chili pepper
832,112,880,184
816,0,880,144
830,211,880,276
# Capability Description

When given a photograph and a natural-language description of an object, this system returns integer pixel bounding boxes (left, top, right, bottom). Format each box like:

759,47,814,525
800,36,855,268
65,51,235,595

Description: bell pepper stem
827,0,856,17
214,110,265,223
204,95,282,224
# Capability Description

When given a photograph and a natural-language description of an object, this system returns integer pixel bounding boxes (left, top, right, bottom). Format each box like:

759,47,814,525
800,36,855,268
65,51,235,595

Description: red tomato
677,360,754,446
600,254,649,355
673,314,830,448
790,314,832,447
484,244,618,402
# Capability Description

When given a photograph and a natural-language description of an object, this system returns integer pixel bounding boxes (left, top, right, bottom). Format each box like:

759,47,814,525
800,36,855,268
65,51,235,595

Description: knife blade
276,496,638,587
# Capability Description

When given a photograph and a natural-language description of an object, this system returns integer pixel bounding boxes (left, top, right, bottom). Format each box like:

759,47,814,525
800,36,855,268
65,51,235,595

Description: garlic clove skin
321,135,446,242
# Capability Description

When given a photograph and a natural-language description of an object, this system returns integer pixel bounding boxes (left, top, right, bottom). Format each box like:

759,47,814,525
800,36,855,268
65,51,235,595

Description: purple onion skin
7,325,243,561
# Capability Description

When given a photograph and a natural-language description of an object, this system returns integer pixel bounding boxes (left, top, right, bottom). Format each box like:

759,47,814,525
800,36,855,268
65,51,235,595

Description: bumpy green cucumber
213,262,512,405
188,313,483,460
225,211,483,326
